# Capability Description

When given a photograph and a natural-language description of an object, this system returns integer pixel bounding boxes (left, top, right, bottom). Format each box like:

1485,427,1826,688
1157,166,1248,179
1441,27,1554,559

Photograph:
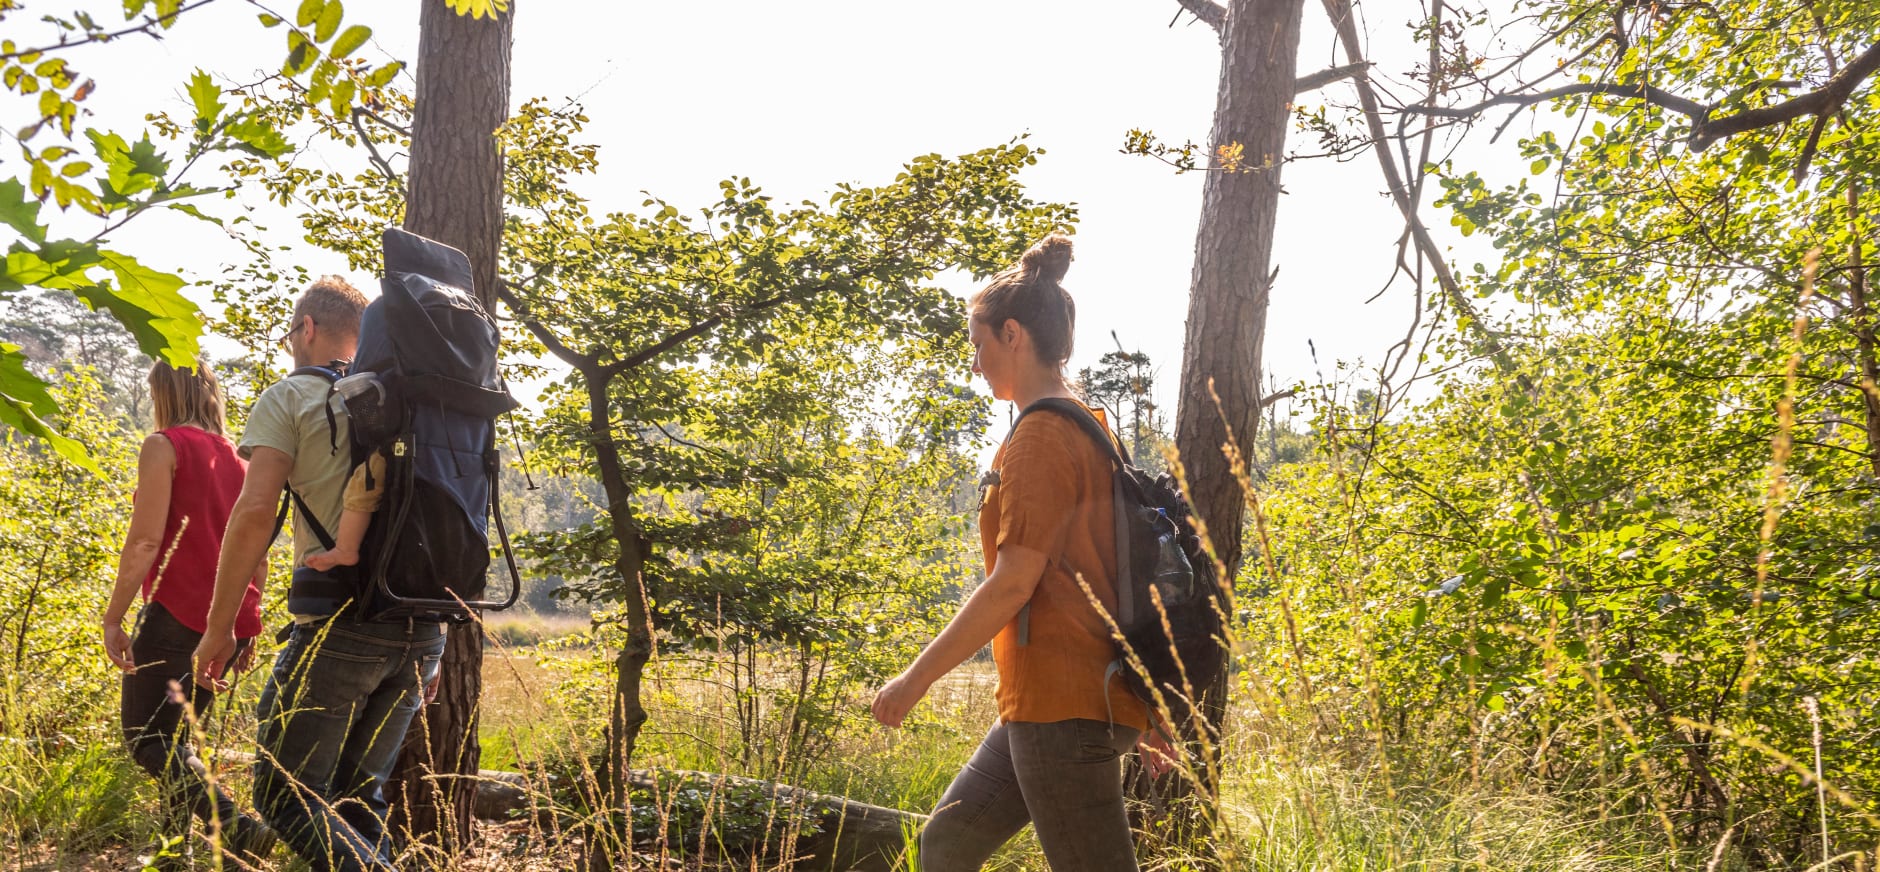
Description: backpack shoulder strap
1015,398,1143,642
268,365,347,551
1017,397,1133,469
286,365,345,456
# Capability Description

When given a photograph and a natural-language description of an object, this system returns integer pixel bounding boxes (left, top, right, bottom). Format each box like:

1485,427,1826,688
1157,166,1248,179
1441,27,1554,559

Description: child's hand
305,549,358,572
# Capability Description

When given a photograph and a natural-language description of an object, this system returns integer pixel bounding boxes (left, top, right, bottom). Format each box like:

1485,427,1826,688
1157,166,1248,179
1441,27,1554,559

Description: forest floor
11,633,1686,872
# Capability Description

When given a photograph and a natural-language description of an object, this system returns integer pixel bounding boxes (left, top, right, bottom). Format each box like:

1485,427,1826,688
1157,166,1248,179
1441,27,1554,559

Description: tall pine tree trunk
388,0,513,851
1151,0,1304,826
1175,0,1302,586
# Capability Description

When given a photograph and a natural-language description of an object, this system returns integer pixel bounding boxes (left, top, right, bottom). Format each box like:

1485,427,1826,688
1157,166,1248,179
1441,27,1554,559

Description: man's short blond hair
293,275,368,339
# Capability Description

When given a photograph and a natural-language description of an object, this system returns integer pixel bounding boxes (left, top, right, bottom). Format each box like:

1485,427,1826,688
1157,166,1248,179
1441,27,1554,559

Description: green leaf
0,344,98,474
225,117,294,159
257,12,283,26
0,344,57,418
330,24,371,59
284,31,315,76
9,241,104,291
364,61,402,88
6,247,98,293
1482,577,1506,609
102,134,168,199
327,78,356,116
0,179,48,243
314,0,343,42
1530,157,1550,174
165,202,223,226
77,250,203,367
295,0,323,28
186,69,224,131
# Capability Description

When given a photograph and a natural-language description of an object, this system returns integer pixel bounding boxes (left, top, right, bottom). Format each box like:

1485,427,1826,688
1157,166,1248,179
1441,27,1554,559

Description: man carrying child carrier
192,275,445,872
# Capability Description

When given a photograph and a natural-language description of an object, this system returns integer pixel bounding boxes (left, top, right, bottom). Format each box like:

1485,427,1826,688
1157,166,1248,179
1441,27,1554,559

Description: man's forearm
205,500,278,634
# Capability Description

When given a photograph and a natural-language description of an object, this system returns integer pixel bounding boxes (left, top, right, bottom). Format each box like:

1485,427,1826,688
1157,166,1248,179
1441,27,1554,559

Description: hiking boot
223,813,279,866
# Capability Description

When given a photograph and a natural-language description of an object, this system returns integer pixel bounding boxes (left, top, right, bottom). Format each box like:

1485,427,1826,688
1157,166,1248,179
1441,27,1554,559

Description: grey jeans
920,719,1141,872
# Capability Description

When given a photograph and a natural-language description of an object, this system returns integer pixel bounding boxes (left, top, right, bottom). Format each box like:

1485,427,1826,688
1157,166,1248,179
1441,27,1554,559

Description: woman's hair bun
1020,233,1074,284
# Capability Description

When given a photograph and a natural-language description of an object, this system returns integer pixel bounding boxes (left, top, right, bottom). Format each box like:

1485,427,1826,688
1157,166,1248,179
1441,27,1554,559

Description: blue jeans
252,616,445,872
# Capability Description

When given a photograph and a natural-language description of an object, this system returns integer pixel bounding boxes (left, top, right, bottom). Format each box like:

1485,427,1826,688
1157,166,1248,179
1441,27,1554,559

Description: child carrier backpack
282,228,523,623
1015,398,1230,728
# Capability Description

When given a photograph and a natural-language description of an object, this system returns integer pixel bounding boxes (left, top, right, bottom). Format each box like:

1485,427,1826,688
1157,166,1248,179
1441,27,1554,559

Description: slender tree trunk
1154,0,1304,834
387,0,514,851
584,371,654,870
1174,0,1304,584
1847,183,1880,476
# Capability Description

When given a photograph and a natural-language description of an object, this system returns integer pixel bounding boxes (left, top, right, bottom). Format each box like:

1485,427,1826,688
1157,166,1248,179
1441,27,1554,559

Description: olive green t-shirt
238,372,351,569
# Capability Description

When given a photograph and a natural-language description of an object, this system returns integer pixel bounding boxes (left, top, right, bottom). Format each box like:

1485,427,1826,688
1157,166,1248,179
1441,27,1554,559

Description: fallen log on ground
219,750,921,871
470,767,924,872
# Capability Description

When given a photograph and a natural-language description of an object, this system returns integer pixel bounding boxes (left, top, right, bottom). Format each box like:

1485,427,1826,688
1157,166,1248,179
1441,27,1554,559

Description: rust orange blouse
980,401,1150,730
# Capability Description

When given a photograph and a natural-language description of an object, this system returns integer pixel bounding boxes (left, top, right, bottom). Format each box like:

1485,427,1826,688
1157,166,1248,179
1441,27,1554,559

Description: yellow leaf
445,0,510,20
1216,141,1246,173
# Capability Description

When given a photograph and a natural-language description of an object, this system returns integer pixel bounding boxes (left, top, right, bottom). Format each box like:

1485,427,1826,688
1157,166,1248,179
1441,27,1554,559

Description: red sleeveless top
141,426,262,638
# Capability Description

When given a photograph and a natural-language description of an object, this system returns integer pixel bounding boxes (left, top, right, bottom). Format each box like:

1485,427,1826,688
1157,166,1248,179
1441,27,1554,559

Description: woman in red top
101,359,274,862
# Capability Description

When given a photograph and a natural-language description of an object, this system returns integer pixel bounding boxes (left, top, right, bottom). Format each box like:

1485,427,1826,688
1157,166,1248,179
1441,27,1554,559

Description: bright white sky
22,0,1539,443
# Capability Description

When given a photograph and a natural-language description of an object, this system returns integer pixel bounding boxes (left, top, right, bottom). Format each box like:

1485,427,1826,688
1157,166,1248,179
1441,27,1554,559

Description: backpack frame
275,229,524,624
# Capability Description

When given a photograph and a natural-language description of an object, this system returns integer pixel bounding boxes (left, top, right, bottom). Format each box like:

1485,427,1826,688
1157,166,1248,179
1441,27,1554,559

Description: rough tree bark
387,0,514,852
1150,0,1304,827
1173,0,1304,589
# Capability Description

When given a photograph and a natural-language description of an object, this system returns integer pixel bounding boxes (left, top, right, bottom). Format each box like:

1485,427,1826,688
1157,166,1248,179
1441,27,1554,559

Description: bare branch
1173,0,1226,33
1403,81,1707,122
1294,62,1372,95
1403,41,1880,153
494,280,601,376
350,108,399,182
1260,389,1297,408
1793,112,1831,182
354,105,411,138
1319,0,1519,375
607,311,733,377
0,0,220,62
607,282,839,376
1690,41,1880,149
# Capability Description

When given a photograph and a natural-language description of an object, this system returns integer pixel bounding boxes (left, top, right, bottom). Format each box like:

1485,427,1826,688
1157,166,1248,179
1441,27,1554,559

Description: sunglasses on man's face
274,317,312,350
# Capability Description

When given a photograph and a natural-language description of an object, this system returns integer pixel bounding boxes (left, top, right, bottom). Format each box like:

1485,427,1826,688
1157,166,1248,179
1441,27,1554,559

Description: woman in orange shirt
873,234,1148,872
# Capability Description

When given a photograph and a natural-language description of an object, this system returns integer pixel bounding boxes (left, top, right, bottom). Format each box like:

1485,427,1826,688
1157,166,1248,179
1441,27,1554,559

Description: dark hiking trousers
252,615,444,872
920,718,1141,872
121,602,251,838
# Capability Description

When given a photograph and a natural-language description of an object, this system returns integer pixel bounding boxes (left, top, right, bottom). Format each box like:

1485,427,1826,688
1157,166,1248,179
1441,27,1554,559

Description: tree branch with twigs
1401,41,1880,154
